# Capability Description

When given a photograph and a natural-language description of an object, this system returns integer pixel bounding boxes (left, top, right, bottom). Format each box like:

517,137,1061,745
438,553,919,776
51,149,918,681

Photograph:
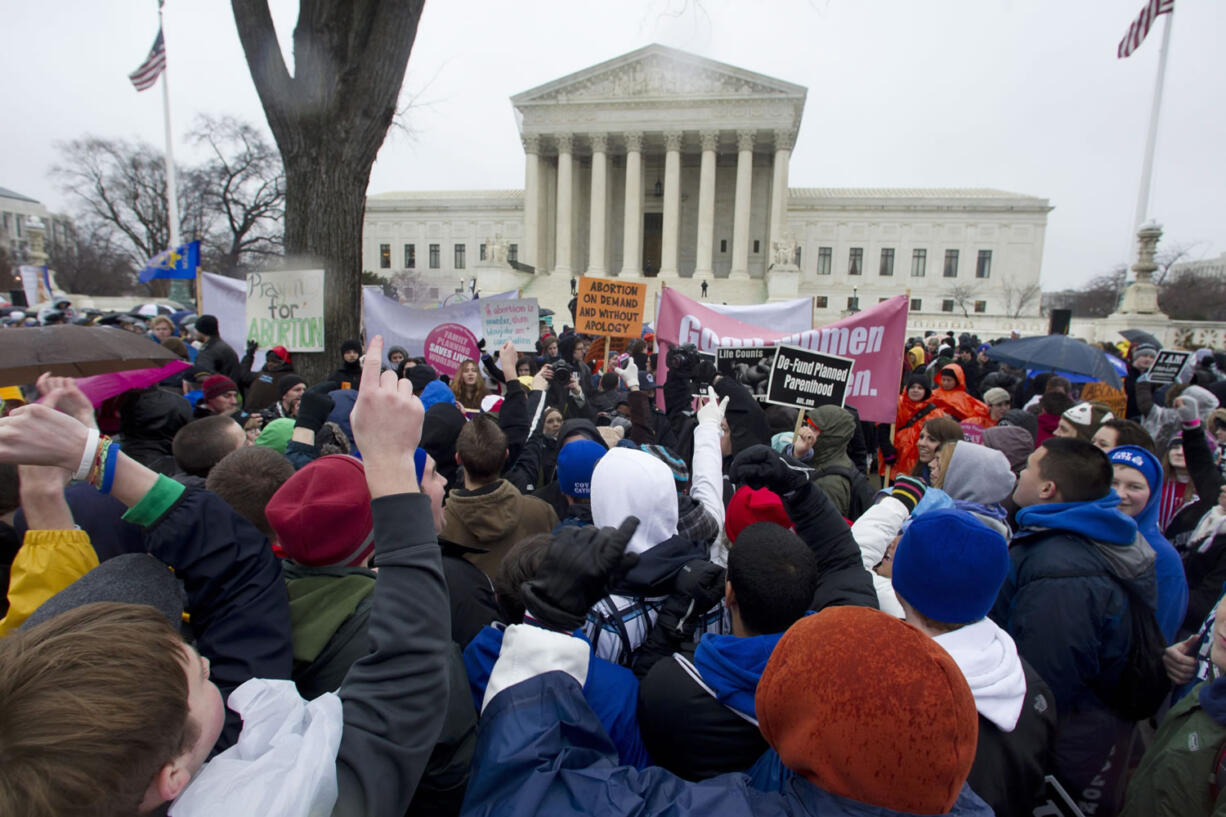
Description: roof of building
790,187,1045,201
368,190,523,201
0,186,40,203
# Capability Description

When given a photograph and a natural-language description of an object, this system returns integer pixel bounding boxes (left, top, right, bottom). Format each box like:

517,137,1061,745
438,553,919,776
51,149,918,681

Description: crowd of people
1,311,1226,817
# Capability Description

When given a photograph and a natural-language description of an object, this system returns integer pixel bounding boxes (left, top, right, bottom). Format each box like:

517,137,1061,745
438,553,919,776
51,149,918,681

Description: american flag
1118,0,1174,59
129,29,166,91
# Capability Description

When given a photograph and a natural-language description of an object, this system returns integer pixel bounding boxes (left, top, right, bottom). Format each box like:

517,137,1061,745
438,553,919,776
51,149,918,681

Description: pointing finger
361,336,384,391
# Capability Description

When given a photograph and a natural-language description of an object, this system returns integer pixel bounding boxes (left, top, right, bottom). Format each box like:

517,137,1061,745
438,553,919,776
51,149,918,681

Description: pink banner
656,289,909,423
424,322,481,377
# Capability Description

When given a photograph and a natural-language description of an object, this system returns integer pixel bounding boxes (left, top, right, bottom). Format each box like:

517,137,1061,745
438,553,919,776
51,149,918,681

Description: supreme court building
363,45,1053,333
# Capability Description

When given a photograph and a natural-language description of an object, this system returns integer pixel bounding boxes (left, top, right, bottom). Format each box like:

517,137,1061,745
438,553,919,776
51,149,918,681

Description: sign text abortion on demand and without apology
575,277,647,337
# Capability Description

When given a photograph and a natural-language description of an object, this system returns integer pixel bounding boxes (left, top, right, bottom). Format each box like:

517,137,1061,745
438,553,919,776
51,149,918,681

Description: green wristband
122,474,187,528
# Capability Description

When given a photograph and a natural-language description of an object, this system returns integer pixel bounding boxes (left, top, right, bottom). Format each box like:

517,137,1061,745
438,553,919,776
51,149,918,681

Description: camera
666,342,700,377
551,362,573,383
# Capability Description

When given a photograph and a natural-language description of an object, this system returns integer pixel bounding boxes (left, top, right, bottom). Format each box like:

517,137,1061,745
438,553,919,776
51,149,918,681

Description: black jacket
966,658,1057,817
1173,422,1226,633
194,336,242,381
783,481,880,612
441,540,502,649
636,644,768,781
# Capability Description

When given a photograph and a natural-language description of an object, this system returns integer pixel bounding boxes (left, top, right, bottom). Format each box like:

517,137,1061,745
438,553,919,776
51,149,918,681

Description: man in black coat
191,314,242,381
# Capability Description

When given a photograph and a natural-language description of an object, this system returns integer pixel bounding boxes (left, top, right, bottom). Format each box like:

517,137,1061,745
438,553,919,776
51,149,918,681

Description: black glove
521,518,640,632
295,390,335,434
879,437,898,464
655,559,726,638
245,338,259,356
694,358,717,387
730,444,810,496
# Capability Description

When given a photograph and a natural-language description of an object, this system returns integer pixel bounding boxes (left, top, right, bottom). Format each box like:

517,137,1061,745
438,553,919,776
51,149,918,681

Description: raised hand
695,386,728,428
350,336,425,498
520,517,640,632
498,340,519,383
0,404,90,471
730,444,811,496
36,373,97,429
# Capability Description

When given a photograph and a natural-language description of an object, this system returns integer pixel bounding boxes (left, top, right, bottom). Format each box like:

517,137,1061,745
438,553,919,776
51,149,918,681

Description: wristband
73,427,101,481
88,436,112,488
100,441,121,494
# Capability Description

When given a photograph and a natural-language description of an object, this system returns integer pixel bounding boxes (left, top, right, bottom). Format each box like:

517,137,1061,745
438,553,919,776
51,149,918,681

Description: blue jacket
460,671,993,817
463,625,651,769
991,493,1156,716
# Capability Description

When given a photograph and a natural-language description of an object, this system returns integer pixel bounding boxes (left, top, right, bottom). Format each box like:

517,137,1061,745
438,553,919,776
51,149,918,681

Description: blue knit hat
419,380,456,411
1108,445,1161,494
892,509,1009,624
557,440,606,498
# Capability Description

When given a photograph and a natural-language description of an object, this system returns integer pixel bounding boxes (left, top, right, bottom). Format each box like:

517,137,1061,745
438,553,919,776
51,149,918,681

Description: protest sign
481,297,539,351
575,277,647,337
655,289,909,422
424,322,481,377
360,288,518,359
1147,349,1191,385
716,346,775,377
245,269,325,351
765,345,855,410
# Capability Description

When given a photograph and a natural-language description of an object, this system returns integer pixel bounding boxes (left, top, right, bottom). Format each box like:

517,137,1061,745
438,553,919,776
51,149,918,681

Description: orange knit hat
756,606,978,814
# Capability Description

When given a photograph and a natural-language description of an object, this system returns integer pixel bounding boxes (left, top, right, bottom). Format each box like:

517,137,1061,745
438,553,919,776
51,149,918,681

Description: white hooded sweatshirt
933,618,1027,732
591,447,679,555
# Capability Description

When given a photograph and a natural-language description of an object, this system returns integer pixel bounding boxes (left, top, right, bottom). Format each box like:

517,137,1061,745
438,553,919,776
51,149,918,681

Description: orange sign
574,276,647,338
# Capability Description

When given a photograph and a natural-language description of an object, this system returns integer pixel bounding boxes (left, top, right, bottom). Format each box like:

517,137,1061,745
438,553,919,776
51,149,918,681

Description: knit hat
161,337,190,360
1108,445,1161,494
420,380,456,411
406,364,439,395
269,345,292,365
756,606,978,814
1131,340,1160,358
202,374,238,402
904,373,931,401
892,509,1010,624
266,455,374,567
251,418,293,453
480,394,504,414
194,314,219,336
982,387,1011,407
557,440,606,498
725,485,792,543
277,375,306,399
1062,401,1114,441
639,443,689,491
340,339,363,355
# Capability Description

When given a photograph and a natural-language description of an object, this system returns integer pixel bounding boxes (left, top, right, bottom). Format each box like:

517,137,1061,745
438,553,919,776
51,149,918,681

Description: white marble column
620,131,643,278
694,130,718,279
553,133,573,276
658,130,683,279
587,133,608,276
730,129,754,280
522,134,540,269
767,129,794,264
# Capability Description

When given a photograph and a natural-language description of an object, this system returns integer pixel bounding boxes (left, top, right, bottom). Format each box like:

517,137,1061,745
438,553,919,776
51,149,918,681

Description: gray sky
4,0,1223,288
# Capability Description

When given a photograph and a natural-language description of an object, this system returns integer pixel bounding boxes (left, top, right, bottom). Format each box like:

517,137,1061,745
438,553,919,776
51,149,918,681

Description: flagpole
158,0,181,250
1132,11,1173,239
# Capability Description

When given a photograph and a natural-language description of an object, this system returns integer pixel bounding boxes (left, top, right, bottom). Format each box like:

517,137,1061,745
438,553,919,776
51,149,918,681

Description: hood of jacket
998,408,1038,444
1109,445,1166,543
281,562,375,664
1183,384,1221,423
981,425,1033,473
420,380,457,411
613,533,708,595
420,402,467,485
932,619,1026,732
327,389,358,452
1199,675,1226,726
944,442,1016,505
591,447,677,555
806,405,855,468
693,631,784,721
445,480,527,541
558,417,608,449
120,388,192,441
1015,492,1138,548
938,362,968,392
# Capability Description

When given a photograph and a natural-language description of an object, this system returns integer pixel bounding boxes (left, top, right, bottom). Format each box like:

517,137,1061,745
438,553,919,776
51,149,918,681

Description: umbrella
1119,329,1162,351
71,360,191,407
0,325,181,386
129,303,176,318
985,335,1123,389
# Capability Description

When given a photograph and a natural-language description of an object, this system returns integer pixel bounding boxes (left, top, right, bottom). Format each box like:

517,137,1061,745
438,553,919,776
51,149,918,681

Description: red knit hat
270,345,292,364
724,485,792,543
202,374,238,402
756,607,978,814
265,455,375,567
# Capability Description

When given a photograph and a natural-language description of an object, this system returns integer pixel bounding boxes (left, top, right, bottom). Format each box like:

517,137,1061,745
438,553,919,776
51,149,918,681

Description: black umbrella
0,325,180,386
984,335,1123,389
1119,329,1162,351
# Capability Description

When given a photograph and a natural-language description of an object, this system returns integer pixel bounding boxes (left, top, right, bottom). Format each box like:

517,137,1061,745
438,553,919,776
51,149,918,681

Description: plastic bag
171,678,343,817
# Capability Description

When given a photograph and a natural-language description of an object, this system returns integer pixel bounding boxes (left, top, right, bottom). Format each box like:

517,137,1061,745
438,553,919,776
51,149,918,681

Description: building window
846,296,858,309
911,249,926,277
817,247,832,275
508,244,518,264
974,300,987,313
794,246,802,267
479,243,487,261
720,239,727,253
910,298,922,311
379,244,390,269
943,249,959,278
814,295,829,308
404,243,416,269
848,247,863,276
879,248,895,277
941,299,955,312
454,244,466,270
753,239,760,254
976,249,992,278
429,244,440,269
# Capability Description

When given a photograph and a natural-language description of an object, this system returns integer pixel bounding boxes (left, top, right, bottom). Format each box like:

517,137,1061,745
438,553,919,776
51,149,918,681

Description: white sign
245,269,326,352
361,288,520,358
481,298,539,351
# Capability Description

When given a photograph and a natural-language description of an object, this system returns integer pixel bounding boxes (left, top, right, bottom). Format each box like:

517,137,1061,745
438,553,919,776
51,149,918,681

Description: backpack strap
897,402,937,432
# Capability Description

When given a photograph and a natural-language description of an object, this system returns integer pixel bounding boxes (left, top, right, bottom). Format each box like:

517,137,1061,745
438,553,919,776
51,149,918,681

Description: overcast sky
4,0,1223,288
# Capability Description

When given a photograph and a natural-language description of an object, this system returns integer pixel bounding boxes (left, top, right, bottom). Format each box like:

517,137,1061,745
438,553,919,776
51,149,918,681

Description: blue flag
139,240,200,283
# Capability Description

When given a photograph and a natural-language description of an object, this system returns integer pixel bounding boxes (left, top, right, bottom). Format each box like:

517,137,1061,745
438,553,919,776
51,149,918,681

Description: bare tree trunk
231,0,425,384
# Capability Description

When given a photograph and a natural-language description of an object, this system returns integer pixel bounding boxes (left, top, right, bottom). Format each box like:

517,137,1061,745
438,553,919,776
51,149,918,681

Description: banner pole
603,335,612,374
883,422,897,484
793,408,805,439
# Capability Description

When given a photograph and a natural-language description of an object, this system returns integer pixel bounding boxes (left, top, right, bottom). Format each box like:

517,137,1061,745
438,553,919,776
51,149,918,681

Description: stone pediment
513,44,806,106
